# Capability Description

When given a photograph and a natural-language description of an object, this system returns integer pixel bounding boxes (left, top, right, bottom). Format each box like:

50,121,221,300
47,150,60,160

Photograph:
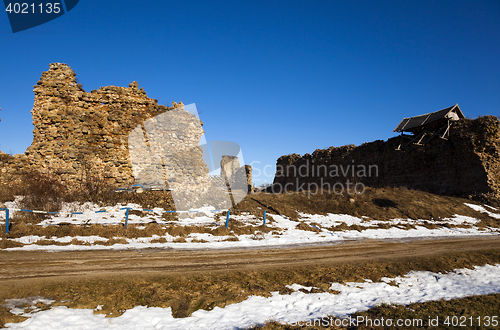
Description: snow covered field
1,201,499,252
2,200,500,329
5,264,500,330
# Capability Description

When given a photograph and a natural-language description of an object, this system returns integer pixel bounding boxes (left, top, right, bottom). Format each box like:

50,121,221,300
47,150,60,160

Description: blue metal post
225,211,230,229
4,209,9,234
263,211,266,225
124,208,130,229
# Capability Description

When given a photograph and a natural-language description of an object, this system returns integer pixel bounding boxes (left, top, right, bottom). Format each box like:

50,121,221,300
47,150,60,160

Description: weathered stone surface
0,63,191,190
273,116,500,200
221,156,240,181
220,156,253,194
128,107,212,208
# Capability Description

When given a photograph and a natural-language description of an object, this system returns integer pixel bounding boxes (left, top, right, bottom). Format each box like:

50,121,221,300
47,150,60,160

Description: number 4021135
5,3,61,14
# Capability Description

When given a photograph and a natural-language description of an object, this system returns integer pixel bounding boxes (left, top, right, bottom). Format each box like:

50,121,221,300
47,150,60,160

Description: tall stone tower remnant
0,63,211,203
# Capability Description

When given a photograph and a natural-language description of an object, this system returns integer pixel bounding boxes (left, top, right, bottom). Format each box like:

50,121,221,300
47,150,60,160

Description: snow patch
5,264,500,330
465,203,500,219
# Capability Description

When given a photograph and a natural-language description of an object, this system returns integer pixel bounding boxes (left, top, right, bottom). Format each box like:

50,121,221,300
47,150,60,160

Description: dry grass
0,183,14,206
0,239,23,249
1,184,499,242
0,170,177,213
0,221,162,240
295,222,320,232
2,170,498,223
327,223,379,232
0,218,274,245
238,188,500,233
1,250,499,327
244,187,499,222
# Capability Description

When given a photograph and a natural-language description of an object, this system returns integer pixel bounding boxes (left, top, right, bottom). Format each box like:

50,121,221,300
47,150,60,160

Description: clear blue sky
1,0,499,185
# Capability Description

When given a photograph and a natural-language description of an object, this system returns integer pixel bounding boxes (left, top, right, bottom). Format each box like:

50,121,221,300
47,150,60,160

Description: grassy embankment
1,180,499,247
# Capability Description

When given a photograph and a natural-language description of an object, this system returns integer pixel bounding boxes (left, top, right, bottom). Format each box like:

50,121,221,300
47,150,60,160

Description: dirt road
1,236,499,285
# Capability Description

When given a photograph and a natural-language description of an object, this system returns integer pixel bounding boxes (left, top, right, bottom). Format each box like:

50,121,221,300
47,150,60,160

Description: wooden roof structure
394,104,465,150
393,104,465,133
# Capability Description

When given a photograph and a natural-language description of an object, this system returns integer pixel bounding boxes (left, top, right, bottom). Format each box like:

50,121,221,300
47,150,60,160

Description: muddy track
1,236,499,285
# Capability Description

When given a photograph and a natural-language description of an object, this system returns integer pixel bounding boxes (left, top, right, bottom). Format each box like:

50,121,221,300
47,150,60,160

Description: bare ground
2,236,499,285
1,236,500,326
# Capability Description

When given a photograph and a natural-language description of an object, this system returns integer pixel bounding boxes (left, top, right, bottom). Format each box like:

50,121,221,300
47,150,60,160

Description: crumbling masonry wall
273,116,500,200
128,108,212,208
220,156,253,193
0,63,206,191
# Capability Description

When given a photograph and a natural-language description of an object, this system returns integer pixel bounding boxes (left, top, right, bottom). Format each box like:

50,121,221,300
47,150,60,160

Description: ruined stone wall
220,156,253,193
273,116,500,200
128,108,212,208
0,63,201,190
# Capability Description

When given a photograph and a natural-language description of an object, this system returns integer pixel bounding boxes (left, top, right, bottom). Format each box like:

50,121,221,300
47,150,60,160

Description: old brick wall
128,107,212,207
0,63,203,190
273,116,500,200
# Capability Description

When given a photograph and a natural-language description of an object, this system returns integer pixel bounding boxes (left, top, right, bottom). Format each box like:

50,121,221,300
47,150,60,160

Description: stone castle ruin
127,107,213,208
273,107,500,201
220,156,253,202
2,64,497,204
0,63,252,208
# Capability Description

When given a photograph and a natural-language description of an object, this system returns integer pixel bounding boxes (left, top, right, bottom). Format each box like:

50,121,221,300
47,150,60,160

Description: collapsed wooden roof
393,104,465,133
